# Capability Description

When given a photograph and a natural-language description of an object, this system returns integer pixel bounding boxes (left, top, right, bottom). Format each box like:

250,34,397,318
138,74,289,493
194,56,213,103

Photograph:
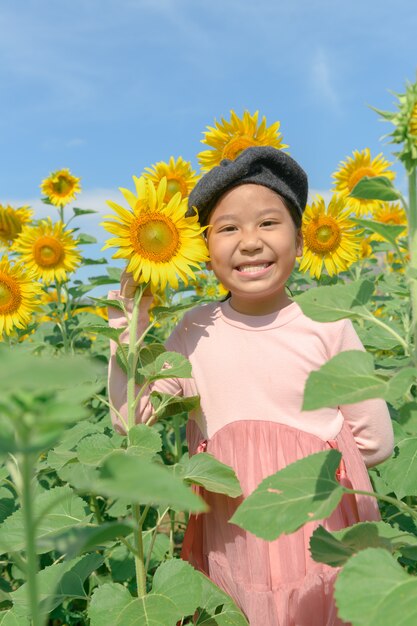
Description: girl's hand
120,268,152,298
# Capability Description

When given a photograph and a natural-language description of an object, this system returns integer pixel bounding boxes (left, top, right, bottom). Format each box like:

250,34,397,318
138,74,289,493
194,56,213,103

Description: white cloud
311,49,340,112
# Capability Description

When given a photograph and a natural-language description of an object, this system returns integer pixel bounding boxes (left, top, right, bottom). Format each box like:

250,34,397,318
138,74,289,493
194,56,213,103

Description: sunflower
298,194,363,279
369,202,408,242
0,204,33,247
192,271,228,299
332,149,395,216
143,157,199,203
12,219,81,284
40,168,81,207
0,256,42,336
102,176,209,290
198,110,287,172
359,236,376,261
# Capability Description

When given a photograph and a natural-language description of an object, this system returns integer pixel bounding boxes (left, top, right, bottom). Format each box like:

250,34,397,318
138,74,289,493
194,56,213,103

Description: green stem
21,453,42,626
132,504,147,597
408,167,417,368
56,282,70,353
358,307,409,353
90,496,102,524
347,487,417,522
169,510,176,558
173,415,182,462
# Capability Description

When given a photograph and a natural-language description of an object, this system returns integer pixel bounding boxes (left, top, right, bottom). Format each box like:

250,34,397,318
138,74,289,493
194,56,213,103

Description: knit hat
187,146,308,225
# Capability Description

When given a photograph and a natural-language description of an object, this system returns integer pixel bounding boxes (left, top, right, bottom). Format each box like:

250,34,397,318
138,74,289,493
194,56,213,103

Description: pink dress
108,292,394,626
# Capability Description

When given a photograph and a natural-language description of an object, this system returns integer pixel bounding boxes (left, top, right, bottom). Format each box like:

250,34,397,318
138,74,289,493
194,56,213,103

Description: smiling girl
107,146,394,626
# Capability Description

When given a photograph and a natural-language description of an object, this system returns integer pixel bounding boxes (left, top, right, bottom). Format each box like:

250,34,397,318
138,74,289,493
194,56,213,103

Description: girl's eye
261,220,279,227
219,225,237,233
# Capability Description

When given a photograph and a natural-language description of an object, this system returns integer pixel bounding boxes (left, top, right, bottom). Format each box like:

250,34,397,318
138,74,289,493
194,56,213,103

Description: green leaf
310,521,417,567
50,521,134,559
360,320,405,350
87,451,206,512
0,485,91,554
195,568,249,625
349,176,402,201
152,558,203,617
351,217,407,245
81,256,108,265
335,548,417,626
77,434,120,466
179,453,242,497
378,436,417,498
127,424,162,459
230,450,344,541
151,298,210,319
73,207,98,216
11,554,104,617
0,609,25,625
149,391,200,419
88,583,132,626
138,351,192,381
83,325,125,341
77,233,97,244
91,296,125,312
303,352,415,410
294,280,374,322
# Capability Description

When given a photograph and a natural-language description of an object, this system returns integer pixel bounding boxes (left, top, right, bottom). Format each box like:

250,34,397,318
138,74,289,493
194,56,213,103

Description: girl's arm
331,318,395,468
107,272,184,434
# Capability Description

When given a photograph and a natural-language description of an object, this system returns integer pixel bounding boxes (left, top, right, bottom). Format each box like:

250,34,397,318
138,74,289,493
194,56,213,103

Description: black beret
187,146,308,225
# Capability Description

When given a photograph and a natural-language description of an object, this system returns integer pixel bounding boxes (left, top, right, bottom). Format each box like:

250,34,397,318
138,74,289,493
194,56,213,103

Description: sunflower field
0,78,417,626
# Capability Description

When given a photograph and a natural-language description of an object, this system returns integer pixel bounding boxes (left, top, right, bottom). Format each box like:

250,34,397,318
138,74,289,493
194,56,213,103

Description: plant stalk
21,453,42,626
408,167,417,368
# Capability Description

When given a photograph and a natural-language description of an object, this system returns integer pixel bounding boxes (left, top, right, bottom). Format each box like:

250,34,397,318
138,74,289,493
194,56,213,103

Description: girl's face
206,184,303,315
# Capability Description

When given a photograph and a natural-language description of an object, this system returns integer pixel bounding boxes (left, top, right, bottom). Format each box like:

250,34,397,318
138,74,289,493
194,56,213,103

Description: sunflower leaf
349,176,402,201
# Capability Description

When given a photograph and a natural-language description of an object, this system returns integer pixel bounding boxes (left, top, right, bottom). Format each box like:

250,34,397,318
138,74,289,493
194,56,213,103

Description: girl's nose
239,231,262,252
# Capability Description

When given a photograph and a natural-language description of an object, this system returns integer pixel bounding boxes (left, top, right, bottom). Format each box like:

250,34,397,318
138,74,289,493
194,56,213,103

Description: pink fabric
107,291,394,467
182,419,379,626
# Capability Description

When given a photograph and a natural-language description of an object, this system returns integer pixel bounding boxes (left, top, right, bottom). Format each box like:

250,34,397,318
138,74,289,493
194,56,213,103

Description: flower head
0,256,42,336
40,168,81,207
298,194,363,279
333,149,395,216
102,176,209,290
191,271,228,299
12,219,81,284
0,204,33,246
143,157,199,202
369,202,408,242
198,110,287,172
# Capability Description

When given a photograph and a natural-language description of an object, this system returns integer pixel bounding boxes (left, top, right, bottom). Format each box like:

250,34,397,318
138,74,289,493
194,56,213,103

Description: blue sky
1,0,417,290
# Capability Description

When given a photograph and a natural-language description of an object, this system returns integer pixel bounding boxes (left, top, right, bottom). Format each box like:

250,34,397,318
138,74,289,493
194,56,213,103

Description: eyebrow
211,207,285,225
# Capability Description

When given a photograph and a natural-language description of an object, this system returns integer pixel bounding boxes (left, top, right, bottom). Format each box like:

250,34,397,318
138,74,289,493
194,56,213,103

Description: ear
295,229,304,257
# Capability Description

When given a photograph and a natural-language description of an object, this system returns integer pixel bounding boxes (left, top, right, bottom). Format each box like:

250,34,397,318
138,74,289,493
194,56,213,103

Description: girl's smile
206,184,303,315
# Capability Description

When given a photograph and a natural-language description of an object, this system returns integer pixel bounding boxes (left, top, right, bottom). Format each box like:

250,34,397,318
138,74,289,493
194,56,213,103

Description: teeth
238,263,269,273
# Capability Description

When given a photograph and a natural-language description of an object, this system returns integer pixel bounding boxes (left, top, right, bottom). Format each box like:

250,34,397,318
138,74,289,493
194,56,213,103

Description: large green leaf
230,450,344,541
49,521,134,559
0,609,25,625
87,450,206,512
302,351,416,409
77,433,120,466
178,453,242,497
349,176,402,201
335,548,417,626
11,554,104,617
127,424,162,459
88,559,249,626
310,521,417,567
377,436,417,498
350,217,407,246
0,485,91,554
294,280,374,322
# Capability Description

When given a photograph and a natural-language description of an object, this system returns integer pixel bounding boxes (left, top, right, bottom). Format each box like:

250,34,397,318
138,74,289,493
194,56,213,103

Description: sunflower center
222,136,257,160
0,275,21,313
33,236,64,267
52,175,73,196
304,216,342,254
131,214,180,262
348,167,376,191
166,177,189,202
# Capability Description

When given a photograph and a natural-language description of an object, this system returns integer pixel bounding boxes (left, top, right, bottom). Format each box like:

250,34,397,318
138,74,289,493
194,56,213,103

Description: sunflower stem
408,166,417,368
20,451,42,626
127,285,148,597
55,282,70,353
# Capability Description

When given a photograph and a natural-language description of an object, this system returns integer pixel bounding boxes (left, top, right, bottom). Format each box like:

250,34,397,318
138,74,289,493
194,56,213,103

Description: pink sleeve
107,290,185,434
330,319,394,467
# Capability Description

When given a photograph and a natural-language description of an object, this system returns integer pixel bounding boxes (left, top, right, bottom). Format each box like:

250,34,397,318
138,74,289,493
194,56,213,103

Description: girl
107,146,394,626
